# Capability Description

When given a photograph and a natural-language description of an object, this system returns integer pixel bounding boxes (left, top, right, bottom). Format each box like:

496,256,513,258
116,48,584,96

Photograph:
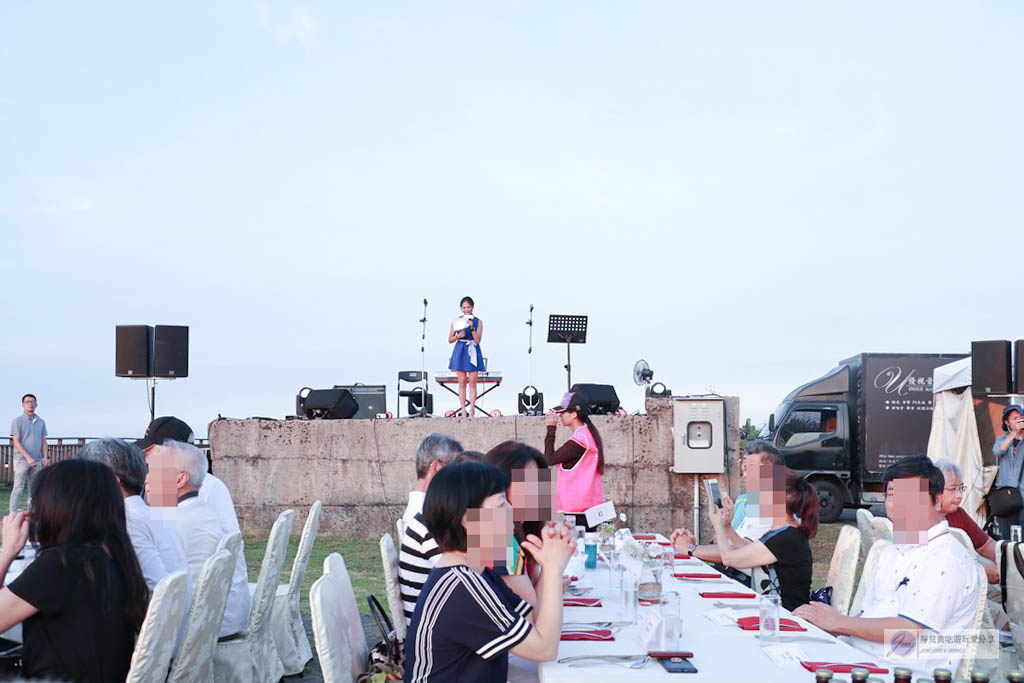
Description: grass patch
810,522,856,592
244,535,386,617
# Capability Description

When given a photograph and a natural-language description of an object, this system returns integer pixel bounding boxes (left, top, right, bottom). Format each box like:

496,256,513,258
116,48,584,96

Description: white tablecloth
541,534,879,682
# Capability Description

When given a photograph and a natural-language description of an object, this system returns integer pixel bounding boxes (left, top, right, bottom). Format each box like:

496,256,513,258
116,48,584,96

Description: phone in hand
704,478,722,508
658,657,698,673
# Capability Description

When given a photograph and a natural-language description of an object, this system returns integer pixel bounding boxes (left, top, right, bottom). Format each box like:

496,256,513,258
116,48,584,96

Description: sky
2,2,1021,438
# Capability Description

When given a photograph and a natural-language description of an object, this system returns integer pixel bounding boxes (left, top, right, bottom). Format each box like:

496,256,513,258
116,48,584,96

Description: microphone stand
526,304,534,387
419,299,428,417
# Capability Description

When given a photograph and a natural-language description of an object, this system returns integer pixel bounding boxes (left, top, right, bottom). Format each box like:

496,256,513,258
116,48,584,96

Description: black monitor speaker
115,325,153,377
154,325,189,378
304,388,359,419
334,385,387,419
972,340,1011,395
570,383,620,415
1016,340,1024,395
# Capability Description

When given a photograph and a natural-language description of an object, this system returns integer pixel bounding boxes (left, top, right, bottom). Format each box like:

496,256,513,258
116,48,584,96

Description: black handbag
987,446,1024,518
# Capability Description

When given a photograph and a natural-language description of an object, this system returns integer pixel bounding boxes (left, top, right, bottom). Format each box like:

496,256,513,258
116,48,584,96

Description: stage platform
208,396,740,539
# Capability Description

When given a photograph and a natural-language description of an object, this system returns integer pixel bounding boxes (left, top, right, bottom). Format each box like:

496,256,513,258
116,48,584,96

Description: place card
636,608,664,650
702,608,736,627
761,644,808,668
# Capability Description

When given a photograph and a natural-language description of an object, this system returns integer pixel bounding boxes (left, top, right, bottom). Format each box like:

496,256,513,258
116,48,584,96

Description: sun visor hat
1002,405,1024,431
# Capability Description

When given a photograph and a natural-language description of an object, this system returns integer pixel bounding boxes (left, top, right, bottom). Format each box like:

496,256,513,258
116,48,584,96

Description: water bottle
584,532,598,570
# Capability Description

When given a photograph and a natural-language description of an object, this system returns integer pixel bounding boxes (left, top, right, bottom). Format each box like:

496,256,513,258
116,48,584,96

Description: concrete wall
209,396,741,540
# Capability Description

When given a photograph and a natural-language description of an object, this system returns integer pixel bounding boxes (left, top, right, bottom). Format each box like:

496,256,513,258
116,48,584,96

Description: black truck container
765,352,966,522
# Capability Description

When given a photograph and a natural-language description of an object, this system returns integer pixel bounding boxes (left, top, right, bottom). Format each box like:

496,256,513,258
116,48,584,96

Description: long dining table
540,533,885,682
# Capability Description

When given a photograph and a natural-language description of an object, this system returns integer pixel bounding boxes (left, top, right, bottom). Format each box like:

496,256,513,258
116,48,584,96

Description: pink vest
556,425,604,513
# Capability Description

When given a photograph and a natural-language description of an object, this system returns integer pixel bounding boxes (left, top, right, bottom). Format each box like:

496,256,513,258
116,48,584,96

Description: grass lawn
243,535,385,617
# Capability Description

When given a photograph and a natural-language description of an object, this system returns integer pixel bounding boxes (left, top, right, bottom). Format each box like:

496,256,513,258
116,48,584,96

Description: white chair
855,508,875,556
871,516,893,544
825,525,861,616
125,569,189,683
167,549,235,683
218,530,242,563
311,553,369,683
214,509,295,683
849,538,890,617
950,527,974,554
396,517,405,545
379,532,407,640
999,541,1024,674
265,500,322,675
957,563,996,678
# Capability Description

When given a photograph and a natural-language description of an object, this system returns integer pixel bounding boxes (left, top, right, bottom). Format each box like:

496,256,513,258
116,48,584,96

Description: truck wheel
811,480,845,523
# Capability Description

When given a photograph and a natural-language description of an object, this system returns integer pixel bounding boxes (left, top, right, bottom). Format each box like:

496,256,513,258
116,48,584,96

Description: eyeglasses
945,485,967,493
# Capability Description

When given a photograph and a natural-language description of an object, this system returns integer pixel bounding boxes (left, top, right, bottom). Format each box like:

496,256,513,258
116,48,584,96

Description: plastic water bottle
584,532,598,570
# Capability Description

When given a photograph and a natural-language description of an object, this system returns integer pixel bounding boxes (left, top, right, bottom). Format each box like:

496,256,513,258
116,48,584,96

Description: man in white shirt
77,437,188,592
154,440,251,638
398,433,462,619
796,455,980,677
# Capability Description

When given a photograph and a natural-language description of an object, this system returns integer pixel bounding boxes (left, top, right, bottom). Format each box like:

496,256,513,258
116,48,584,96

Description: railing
0,437,211,485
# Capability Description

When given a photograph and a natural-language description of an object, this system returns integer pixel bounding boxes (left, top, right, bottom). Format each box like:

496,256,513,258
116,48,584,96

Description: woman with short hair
404,461,575,682
0,459,149,683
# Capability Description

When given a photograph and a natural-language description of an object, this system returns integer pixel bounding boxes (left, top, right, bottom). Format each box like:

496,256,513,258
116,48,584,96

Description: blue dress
449,317,483,372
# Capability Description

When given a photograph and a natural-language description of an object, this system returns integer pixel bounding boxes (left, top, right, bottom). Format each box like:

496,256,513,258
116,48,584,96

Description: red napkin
675,572,721,579
736,616,807,632
561,629,614,641
800,662,889,674
633,534,657,540
674,553,691,560
563,597,603,607
698,592,756,599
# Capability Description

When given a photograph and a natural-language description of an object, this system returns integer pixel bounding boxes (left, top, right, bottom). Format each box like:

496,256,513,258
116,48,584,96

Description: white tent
927,357,997,524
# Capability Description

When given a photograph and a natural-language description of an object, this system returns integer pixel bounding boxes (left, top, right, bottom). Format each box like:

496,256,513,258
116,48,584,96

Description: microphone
423,298,428,305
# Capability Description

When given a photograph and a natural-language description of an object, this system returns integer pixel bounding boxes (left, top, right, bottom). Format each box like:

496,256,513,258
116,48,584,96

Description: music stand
547,314,588,391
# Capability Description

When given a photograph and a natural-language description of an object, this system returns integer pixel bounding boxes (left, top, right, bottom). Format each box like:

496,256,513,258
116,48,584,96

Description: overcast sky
3,2,1021,438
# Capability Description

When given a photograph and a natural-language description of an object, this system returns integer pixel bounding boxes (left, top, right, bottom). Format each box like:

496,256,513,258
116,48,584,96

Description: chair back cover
252,509,295,635
167,549,235,683
217,530,243,564
849,538,891,618
379,532,407,640
126,569,189,683
956,562,996,678
310,574,355,683
825,524,861,616
322,552,369,678
855,508,875,556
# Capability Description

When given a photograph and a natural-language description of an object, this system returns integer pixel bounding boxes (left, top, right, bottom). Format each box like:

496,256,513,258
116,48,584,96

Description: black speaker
153,325,189,378
570,383,620,415
304,389,359,419
1016,340,1024,395
115,325,153,377
518,387,544,415
972,340,1011,395
334,385,387,419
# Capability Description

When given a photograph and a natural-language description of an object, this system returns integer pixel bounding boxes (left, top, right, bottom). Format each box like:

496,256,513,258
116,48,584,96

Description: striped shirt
399,512,441,619
404,565,533,682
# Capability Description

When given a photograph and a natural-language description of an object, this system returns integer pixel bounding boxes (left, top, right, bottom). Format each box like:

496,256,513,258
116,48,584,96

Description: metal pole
565,341,572,391
149,378,156,423
526,304,534,386
420,299,428,417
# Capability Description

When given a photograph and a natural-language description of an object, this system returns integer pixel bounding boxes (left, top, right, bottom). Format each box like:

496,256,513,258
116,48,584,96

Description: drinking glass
621,574,639,624
661,547,675,573
758,593,781,647
1012,525,1022,543
660,592,681,650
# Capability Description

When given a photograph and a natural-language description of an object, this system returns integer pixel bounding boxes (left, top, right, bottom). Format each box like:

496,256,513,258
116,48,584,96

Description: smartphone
658,657,698,674
704,478,722,508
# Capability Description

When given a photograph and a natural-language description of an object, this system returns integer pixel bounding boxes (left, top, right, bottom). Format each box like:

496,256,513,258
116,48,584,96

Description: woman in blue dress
448,296,484,417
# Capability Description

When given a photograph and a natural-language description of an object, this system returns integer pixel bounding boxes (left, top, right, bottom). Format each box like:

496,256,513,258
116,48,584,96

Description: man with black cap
137,416,241,537
991,404,1024,539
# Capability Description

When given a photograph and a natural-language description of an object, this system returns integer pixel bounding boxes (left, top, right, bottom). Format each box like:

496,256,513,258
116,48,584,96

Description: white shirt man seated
77,437,188,591
795,455,979,677
150,440,252,637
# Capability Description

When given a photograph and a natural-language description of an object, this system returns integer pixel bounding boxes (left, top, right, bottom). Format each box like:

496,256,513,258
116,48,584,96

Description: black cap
136,416,194,450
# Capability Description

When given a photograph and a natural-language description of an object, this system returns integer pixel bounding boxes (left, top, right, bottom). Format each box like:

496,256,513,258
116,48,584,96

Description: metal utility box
672,398,726,473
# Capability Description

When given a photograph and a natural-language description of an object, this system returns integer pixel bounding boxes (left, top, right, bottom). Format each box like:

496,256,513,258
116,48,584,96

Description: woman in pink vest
543,392,605,530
